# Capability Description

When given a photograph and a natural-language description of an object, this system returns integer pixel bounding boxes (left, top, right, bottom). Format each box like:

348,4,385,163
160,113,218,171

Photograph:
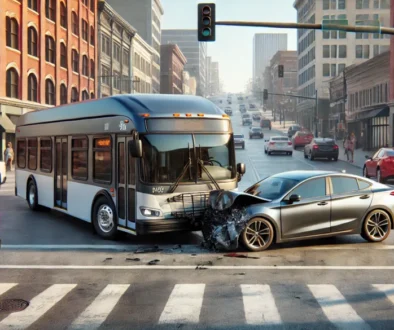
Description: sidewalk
337,144,374,169
271,120,296,133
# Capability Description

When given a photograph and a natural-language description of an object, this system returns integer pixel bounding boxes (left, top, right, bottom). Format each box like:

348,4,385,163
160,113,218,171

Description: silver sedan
209,171,393,251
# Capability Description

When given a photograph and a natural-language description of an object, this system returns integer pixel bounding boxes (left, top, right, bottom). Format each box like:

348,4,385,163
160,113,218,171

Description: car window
386,151,394,157
234,134,244,139
246,176,300,200
331,177,359,195
358,179,372,190
373,149,382,158
289,178,326,200
272,137,288,141
377,149,385,158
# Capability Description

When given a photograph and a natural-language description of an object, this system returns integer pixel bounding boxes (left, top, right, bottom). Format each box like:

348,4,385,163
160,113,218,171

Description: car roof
270,136,287,139
271,170,336,181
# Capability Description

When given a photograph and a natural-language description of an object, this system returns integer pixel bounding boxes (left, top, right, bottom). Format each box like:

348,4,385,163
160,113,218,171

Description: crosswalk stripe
0,283,17,296
372,284,394,304
67,284,129,330
158,284,205,324
241,284,282,325
0,284,76,329
308,284,371,330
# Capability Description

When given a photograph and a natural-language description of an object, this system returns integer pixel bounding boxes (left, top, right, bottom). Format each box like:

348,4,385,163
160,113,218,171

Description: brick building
0,0,98,158
160,44,187,94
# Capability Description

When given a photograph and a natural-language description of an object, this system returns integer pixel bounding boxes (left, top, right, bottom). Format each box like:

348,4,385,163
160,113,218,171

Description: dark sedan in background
208,171,394,251
234,134,245,149
304,138,339,161
249,127,264,139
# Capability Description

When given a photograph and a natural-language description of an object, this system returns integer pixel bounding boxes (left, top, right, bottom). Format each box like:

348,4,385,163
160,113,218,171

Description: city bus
15,94,245,239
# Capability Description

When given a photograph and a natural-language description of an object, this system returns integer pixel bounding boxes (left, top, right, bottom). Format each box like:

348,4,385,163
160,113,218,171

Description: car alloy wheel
362,209,391,242
242,218,274,251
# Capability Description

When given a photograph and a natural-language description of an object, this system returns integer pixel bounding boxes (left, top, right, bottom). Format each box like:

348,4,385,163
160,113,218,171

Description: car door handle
360,195,371,199
317,202,328,206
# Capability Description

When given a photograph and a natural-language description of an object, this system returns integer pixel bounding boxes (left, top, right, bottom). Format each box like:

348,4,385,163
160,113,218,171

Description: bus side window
17,139,26,169
93,136,112,183
71,137,88,180
40,138,52,172
27,138,38,171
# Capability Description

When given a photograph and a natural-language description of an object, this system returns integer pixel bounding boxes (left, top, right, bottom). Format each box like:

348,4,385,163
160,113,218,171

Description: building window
72,12,79,35
72,50,79,73
60,43,67,68
90,0,95,12
114,71,121,90
46,0,56,21
323,0,330,9
102,35,110,55
323,64,330,77
71,87,79,103
338,63,346,74
356,0,369,8
28,27,38,57
17,139,26,169
331,45,337,58
72,137,88,180
6,68,19,98
6,17,19,50
90,59,95,78
381,0,389,8
28,74,38,102
323,45,330,58
40,139,52,172
60,84,67,104
82,55,88,76
28,139,38,170
82,20,88,42
93,137,112,183
356,45,363,58
123,50,130,67
90,26,94,45
113,44,121,62
45,36,55,64
338,0,346,9
82,91,89,100
60,2,67,28
45,79,55,105
90,92,95,99
82,0,88,6
101,65,110,85
28,0,38,11
331,64,336,77
338,45,347,58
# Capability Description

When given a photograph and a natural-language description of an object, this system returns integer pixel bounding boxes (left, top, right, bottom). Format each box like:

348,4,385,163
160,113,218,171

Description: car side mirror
289,194,301,203
365,155,372,159
129,139,142,158
237,163,246,175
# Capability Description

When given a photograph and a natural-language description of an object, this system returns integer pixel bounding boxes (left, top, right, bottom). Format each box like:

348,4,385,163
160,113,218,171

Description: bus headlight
140,207,162,217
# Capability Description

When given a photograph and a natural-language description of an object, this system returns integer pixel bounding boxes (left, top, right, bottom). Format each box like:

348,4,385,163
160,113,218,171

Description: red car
292,131,314,149
364,148,394,183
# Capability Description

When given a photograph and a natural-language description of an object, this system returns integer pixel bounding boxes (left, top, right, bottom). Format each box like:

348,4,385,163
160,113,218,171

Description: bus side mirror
129,140,142,158
237,163,246,175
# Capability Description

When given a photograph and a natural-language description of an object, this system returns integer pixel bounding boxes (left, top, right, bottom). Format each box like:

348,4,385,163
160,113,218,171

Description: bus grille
167,193,210,223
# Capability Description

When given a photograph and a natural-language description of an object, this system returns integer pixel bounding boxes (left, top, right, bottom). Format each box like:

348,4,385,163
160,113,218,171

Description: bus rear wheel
93,196,118,239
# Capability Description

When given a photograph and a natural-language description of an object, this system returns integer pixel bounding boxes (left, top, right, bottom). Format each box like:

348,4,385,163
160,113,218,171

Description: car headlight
215,192,234,211
140,207,162,217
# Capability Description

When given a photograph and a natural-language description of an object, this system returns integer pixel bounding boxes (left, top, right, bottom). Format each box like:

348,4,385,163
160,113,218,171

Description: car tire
289,152,293,156
304,152,308,159
241,217,274,252
268,151,271,155
27,180,39,211
361,209,391,243
363,166,370,178
92,196,118,240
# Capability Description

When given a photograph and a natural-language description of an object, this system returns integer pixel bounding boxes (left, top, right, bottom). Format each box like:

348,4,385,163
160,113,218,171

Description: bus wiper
197,158,221,191
168,158,192,194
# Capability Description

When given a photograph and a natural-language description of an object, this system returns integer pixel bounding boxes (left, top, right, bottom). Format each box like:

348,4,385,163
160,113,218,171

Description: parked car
292,131,314,149
242,113,252,126
234,134,245,149
224,107,233,116
260,118,272,130
304,138,339,161
207,171,394,251
288,125,302,138
252,113,261,121
364,148,394,183
249,127,264,139
264,136,293,155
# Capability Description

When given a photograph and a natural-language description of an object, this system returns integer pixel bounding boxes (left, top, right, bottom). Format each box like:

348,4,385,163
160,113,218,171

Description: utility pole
315,89,318,137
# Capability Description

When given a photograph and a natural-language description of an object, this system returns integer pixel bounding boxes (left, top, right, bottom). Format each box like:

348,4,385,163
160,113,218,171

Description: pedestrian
348,133,356,163
343,134,350,161
4,142,14,171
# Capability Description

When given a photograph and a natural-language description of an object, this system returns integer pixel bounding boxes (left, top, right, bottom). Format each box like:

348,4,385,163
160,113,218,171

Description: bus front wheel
27,180,39,211
93,196,118,239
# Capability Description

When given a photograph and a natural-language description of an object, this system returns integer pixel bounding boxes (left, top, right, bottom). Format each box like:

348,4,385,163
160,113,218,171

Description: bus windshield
140,134,235,184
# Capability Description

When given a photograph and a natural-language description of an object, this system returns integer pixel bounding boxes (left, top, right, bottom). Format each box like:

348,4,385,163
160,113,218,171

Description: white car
264,136,293,155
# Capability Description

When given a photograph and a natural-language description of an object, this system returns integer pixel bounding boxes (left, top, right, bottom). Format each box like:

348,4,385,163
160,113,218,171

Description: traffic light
198,3,216,42
263,89,268,100
278,65,284,78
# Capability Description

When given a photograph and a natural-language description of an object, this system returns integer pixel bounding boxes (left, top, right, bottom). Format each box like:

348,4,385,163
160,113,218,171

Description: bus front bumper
136,219,201,235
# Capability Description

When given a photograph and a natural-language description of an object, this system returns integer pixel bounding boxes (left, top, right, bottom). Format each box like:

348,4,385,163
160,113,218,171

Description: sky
161,0,298,93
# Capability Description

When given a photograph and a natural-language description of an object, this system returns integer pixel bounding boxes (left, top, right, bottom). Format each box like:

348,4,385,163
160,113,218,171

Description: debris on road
125,258,141,262
147,259,160,265
135,246,163,254
103,257,113,262
0,299,29,312
195,265,208,270
223,253,260,259
233,272,246,276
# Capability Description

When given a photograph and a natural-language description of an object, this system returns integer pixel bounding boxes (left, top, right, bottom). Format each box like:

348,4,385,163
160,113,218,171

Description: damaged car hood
208,189,271,211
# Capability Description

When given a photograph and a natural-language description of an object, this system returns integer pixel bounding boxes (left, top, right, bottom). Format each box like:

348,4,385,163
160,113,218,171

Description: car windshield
261,120,270,124
252,128,261,131
234,134,244,139
140,134,235,184
245,176,300,200
315,138,335,144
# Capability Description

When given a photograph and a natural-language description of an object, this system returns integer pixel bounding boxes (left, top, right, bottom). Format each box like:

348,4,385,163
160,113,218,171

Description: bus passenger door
55,137,68,209
126,137,136,229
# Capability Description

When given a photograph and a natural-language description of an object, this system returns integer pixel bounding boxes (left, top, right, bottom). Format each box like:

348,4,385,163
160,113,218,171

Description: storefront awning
0,115,16,133
357,106,389,120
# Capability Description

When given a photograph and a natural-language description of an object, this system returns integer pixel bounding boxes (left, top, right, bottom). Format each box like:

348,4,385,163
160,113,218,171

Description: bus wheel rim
97,204,114,233
29,185,35,205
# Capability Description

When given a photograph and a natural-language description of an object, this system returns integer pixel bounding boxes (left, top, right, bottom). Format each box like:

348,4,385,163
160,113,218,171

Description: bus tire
92,196,118,240
27,180,39,211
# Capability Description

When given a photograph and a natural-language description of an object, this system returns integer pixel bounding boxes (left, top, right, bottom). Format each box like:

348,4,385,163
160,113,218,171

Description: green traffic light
202,28,211,37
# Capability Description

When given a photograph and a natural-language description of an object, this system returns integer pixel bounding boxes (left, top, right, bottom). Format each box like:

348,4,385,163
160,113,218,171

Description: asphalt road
1,95,394,329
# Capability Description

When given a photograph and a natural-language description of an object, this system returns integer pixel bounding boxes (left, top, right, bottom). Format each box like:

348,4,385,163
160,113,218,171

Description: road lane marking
0,283,17,296
2,265,394,270
158,284,205,324
241,284,282,325
308,284,370,330
68,284,129,330
372,284,394,304
0,284,76,329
